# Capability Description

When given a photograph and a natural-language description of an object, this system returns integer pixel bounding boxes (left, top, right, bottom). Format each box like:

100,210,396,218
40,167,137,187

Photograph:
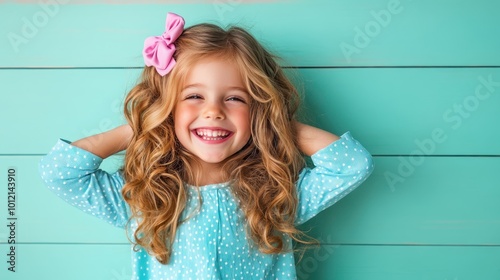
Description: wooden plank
299,157,500,246
299,67,500,155
1,156,499,245
1,244,499,279
2,68,500,155
0,155,128,244
1,68,132,154
295,245,500,280
0,244,131,280
1,0,499,67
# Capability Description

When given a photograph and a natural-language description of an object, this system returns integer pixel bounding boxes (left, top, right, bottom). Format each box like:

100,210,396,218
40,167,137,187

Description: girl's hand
295,121,339,156
70,124,133,158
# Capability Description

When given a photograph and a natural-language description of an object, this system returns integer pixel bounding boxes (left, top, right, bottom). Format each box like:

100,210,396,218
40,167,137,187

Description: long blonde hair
122,23,314,264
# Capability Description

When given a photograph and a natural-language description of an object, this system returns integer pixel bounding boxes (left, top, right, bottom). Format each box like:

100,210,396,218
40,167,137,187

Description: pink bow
143,12,185,76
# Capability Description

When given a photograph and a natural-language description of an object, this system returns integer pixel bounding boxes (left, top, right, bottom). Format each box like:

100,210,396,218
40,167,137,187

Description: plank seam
320,243,500,247
2,242,500,247
1,154,499,157
1,66,500,70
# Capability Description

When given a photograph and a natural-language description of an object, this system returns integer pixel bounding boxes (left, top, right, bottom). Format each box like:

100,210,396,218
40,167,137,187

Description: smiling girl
39,12,374,280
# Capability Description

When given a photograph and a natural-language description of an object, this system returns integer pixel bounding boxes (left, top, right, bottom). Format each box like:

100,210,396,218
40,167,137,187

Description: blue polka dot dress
39,131,374,280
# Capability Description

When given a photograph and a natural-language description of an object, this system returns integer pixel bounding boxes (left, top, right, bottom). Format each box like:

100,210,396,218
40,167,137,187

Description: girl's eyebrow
182,84,248,93
226,86,249,94
182,83,205,90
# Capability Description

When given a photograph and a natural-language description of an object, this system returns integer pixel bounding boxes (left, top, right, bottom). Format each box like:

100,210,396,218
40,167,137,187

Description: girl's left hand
295,121,339,156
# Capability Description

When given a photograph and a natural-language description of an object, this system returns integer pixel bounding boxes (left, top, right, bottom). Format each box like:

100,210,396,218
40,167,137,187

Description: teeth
195,129,230,138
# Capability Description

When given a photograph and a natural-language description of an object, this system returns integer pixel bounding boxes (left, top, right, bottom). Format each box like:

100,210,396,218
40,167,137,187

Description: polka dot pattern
39,131,374,279
295,131,374,225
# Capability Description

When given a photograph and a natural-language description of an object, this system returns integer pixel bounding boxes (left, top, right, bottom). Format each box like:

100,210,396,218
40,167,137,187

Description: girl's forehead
182,57,246,85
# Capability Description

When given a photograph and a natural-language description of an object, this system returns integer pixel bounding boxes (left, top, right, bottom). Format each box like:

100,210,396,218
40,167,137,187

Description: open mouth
194,128,232,141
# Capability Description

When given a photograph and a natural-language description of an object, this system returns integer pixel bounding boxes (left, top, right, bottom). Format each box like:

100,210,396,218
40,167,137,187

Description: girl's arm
293,124,374,225
71,124,133,158
295,121,340,156
38,124,133,228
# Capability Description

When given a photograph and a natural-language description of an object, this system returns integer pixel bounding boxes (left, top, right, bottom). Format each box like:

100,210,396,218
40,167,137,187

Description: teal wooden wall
1,0,499,279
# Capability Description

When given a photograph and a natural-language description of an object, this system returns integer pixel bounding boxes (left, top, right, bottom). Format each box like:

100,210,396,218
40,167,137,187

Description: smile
193,128,232,142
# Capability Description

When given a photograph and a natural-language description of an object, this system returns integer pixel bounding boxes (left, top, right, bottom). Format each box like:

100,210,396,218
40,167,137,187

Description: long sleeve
295,131,374,225
38,139,130,228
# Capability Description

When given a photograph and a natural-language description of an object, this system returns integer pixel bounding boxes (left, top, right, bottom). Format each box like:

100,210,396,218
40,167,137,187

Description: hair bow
143,12,185,76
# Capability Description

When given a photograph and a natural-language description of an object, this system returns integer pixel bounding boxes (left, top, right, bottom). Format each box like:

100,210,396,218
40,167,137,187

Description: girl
39,12,374,280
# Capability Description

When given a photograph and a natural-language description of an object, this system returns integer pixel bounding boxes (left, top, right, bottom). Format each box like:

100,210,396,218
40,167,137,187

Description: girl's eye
226,96,247,103
185,94,202,100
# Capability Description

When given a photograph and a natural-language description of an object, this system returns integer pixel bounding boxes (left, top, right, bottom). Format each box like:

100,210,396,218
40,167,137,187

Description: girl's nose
203,103,225,120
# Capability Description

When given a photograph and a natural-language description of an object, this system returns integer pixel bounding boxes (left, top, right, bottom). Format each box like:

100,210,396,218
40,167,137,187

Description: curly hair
121,23,315,264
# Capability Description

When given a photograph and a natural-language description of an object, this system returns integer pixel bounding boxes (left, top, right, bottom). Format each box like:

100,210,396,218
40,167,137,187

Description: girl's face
174,57,251,169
